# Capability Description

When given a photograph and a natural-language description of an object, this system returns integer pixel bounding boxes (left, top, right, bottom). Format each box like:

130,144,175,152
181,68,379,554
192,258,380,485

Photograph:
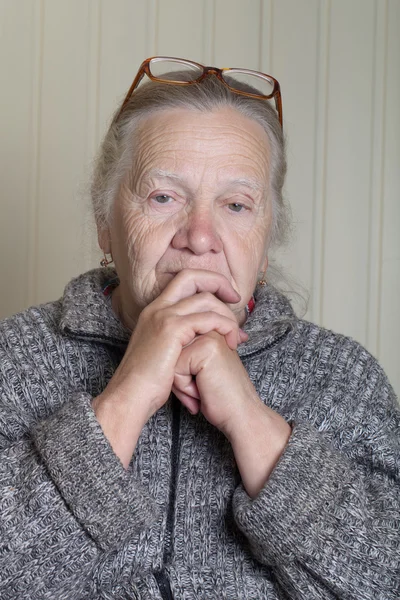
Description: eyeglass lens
149,58,203,81
149,58,275,98
222,71,275,98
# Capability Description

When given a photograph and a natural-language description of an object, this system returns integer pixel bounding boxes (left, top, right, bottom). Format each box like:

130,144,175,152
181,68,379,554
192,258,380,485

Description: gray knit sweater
0,268,399,599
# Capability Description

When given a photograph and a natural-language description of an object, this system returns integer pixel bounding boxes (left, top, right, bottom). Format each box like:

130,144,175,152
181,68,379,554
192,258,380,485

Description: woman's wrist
92,392,149,469
227,401,292,498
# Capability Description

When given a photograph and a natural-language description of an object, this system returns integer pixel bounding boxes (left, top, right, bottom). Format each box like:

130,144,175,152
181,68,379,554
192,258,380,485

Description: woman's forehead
134,106,271,184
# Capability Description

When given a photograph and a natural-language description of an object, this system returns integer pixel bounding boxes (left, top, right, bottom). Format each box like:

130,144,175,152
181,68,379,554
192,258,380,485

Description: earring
257,272,267,287
100,253,113,268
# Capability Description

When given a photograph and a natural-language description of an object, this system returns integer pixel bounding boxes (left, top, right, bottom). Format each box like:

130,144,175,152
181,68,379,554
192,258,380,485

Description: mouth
158,266,235,290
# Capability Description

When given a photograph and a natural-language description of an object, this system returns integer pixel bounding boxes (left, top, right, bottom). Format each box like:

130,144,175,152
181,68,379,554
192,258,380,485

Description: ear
97,225,111,255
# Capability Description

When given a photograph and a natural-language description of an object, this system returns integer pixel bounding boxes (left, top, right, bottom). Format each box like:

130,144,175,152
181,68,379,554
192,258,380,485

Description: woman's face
100,106,272,325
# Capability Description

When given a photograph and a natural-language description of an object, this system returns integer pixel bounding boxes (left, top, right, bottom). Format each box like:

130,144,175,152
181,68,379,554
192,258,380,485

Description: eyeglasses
117,56,283,126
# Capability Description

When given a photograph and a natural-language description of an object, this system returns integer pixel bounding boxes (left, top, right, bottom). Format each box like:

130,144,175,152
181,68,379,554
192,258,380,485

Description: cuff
32,392,158,551
233,422,349,565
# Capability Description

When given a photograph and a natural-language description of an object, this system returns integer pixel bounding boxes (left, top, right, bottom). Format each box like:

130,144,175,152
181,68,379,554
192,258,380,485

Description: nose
171,205,223,255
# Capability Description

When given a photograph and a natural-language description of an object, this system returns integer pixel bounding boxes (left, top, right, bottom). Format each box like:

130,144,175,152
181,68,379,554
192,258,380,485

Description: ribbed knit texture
0,268,399,599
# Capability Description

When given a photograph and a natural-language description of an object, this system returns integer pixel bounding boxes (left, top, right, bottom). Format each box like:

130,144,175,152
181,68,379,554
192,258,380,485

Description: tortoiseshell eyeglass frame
117,56,283,127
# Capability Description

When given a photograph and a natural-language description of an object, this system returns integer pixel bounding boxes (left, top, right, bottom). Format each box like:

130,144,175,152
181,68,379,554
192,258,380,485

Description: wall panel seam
365,0,388,358
84,0,101,270
27,0,45,307
269,0,274,72
259,0,272,73
146,0,159,57
212,0,216,64
377,0,389,359
258,0,263,71
311,0,330,324
202,0,216,64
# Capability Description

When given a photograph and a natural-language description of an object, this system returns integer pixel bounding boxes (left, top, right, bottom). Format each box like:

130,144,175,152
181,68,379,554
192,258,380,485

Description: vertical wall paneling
82,0,101,271
202,0,216,64
146,0,159,57
35,1,95,304
0,1,39,318
311,0,330,324
379,0,400,394
365,0,387,356
269,0,319,318
26,0,44,309
259,0,273,73
97,0,149,135
157,0,204,60
213,0,261,68
321,0,375,346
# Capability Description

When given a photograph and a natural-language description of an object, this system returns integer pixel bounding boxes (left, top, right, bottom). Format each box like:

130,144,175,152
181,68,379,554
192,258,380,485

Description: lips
164,267,227,276
157,263,233,283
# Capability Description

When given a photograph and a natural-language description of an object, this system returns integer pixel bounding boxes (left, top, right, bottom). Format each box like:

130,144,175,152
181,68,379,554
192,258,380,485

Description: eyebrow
228,178,266,192
145,168,183,182
144,169,266,193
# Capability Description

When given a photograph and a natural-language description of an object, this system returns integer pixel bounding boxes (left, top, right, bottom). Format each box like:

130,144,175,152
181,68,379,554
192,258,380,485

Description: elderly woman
0,56,399,600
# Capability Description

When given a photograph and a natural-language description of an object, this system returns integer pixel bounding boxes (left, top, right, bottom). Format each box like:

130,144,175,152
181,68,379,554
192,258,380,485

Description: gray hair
91,75,290,248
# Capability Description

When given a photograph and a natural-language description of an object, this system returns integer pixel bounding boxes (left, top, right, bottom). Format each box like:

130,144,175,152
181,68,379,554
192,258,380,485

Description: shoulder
0,300,69,440
273,318,399,442
0,270,117,441
248,283,392,396
0,299,63,359
289,317,390,386
244,285,398,439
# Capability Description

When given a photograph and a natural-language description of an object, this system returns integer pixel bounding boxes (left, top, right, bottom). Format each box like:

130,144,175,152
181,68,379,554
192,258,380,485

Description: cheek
118,206,178,272
226,223,269,271
223,228,269,306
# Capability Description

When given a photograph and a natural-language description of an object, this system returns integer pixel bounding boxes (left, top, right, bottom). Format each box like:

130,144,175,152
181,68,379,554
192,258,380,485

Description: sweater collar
59,268,296,352
59,268,131,346
238,281,296,357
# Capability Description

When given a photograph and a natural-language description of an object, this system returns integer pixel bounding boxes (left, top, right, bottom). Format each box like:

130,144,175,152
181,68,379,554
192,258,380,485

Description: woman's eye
228,202,245,213
153,194,173,204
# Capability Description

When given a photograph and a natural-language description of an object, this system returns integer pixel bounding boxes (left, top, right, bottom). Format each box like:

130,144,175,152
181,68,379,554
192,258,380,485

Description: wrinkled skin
95,107,291,497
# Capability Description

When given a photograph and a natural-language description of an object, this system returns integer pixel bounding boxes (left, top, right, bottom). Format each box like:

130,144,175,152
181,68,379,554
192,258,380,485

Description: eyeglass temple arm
118,70,146,118
274,90,283,126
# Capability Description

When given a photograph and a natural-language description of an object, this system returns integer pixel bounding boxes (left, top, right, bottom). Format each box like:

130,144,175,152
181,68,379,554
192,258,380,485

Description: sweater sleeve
233,372,400,599
0,391,158,599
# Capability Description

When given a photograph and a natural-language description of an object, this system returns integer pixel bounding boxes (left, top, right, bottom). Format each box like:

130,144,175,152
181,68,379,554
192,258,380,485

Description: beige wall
1,0,399,396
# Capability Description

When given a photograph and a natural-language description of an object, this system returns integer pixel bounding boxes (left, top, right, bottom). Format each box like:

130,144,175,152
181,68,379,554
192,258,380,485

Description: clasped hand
93,269,291,496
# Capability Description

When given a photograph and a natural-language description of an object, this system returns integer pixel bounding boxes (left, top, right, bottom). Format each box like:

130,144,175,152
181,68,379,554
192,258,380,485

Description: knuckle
162,313,176,333
140,306,174,335
155,309,179,336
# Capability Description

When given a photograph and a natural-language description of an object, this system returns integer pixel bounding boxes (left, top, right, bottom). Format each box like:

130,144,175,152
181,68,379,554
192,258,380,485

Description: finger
159,269,241,305
239,329,249,343
172,385,201,415
169,292,244,346
166,291,239,323
173,372,200,399
177,312,239,350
